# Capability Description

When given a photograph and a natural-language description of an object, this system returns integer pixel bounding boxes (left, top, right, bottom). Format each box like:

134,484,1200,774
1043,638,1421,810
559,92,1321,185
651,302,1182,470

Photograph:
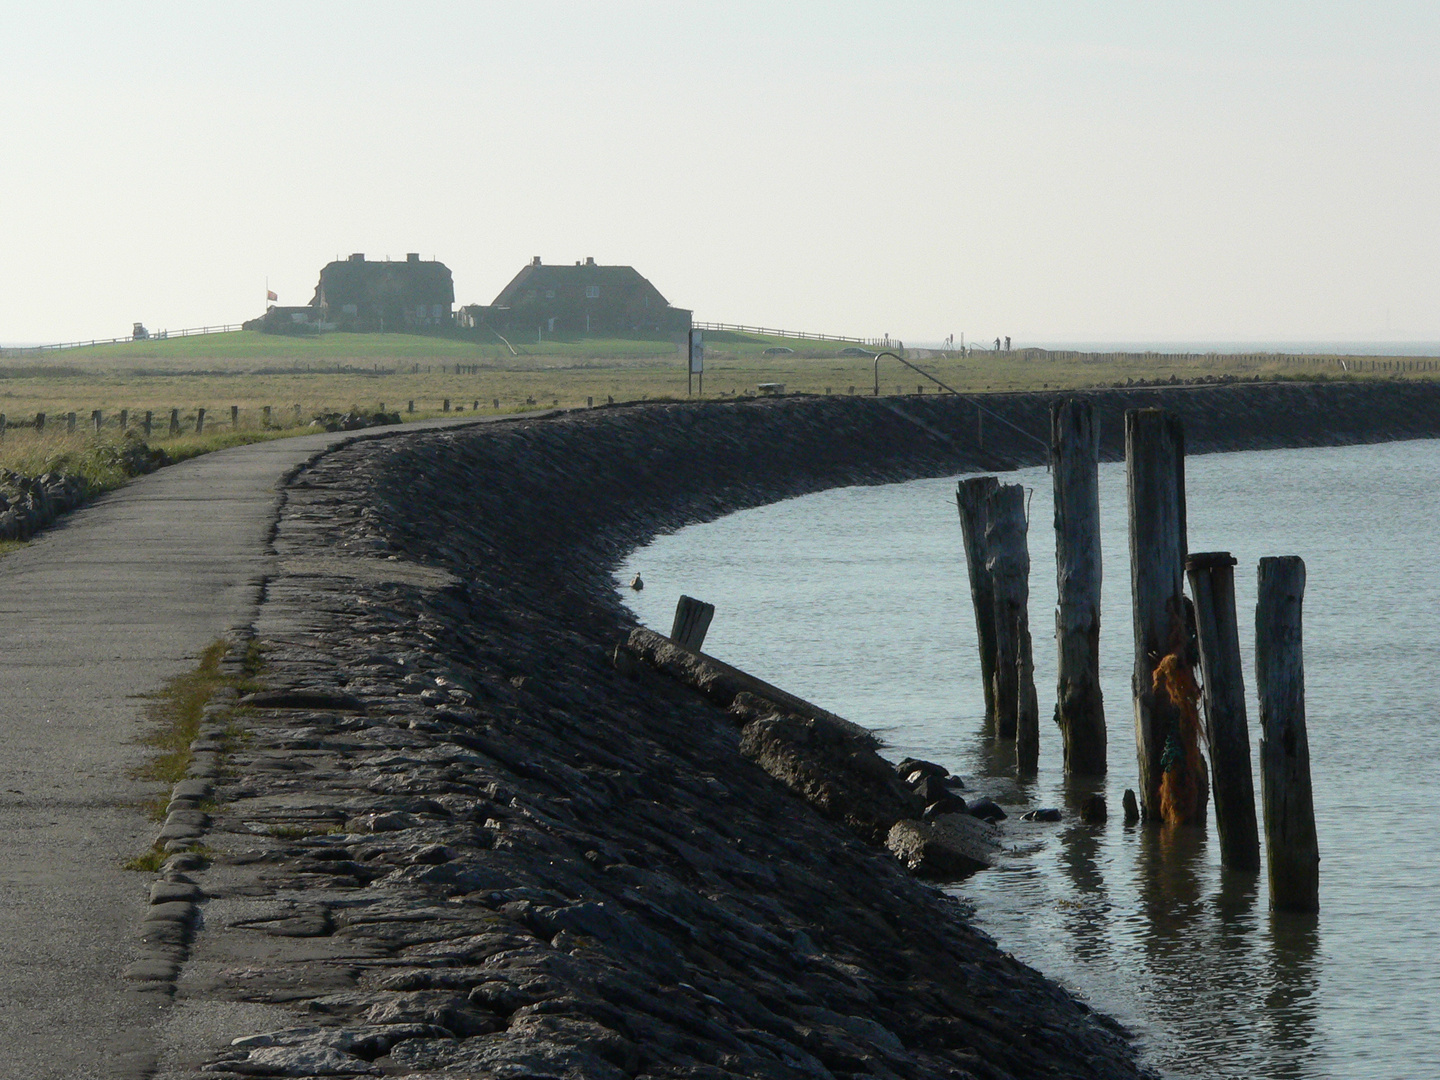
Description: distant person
1005,336,1011,351
995,337,1001,351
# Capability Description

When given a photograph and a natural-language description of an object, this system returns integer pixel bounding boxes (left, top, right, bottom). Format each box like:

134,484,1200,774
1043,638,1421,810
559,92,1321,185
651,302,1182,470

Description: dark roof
491,260,670,308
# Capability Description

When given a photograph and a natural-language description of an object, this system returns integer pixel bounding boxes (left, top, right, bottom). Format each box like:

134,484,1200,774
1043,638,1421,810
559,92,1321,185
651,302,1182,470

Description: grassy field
0,331,1434,429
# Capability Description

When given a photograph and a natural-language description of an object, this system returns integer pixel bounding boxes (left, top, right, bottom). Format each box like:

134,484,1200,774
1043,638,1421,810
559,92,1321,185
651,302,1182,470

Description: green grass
135,640,234,785
122,847,166,873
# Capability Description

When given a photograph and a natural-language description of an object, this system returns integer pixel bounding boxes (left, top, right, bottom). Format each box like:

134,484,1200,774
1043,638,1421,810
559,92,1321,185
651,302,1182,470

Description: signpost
688,328,704,396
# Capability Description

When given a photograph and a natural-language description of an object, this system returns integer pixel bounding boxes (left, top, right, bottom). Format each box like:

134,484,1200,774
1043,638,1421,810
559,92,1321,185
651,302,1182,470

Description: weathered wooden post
196,408,206,434
670,596,715,652
1051,398,1105,774
956,476,1001,727
1256,556,1319,911
262,405,271,427
35,412,44,433
1016,623,1039,775
231,405,239,428
67,412,76,433
1126,408,1187,821
168,408,180,435
91,410,102,434
984,482,1036,747
443,398,451,412
408,400,415,413
0,414,7,441
119,409,128,432
1186,552,1261,870
142,411,152,437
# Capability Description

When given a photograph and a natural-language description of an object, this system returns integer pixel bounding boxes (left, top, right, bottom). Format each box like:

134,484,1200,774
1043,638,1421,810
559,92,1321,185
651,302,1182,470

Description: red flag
266,290,278,302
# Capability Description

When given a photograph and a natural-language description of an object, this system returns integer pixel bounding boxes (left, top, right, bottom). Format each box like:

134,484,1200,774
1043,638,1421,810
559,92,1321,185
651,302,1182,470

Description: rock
351,810,421,833
912,773,952,804
943,774,967,791
886,817,997,879
922,794,969,819
204,1043,382,1076
1020,808,1063,823
1081,793,1107,823
736,706,922,844
1122,788,1141,824
363,990,502,1036
240,689,367,712
967,797,1008,823
150,881,203,904
896,757,949,781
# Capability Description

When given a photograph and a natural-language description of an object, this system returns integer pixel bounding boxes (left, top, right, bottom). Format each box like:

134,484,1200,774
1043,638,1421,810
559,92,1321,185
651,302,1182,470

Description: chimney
406,252,420,263
531,256,542,267
585,256,596,266
349,252,365,262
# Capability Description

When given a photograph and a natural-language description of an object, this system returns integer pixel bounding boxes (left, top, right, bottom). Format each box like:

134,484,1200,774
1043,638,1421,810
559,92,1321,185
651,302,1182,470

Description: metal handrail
870,349,1050,455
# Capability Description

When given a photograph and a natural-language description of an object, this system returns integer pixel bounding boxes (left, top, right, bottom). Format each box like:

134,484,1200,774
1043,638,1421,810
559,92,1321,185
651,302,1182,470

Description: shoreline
154,384,1440,1077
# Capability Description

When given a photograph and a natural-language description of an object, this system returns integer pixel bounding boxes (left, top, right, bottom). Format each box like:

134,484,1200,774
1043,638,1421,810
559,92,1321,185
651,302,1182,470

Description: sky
1,2,1437,346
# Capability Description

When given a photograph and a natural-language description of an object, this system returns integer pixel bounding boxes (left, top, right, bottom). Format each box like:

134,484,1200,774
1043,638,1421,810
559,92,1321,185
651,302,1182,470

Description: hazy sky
2,2,1437,344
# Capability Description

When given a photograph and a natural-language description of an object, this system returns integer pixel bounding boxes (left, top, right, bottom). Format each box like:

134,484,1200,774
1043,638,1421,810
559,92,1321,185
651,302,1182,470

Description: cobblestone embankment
152,384,1440,1079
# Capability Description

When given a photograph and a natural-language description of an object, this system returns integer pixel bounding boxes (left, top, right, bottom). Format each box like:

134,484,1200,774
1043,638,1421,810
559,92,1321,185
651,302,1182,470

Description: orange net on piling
1153,652,1208,826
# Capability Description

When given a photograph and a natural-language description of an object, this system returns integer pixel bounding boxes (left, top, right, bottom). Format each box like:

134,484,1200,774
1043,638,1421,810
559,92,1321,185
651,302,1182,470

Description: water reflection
1263,912,1322,1079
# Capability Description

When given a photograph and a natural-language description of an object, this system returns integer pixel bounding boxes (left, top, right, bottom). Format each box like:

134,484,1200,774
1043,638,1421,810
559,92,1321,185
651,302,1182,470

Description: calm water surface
618,439,1440,1080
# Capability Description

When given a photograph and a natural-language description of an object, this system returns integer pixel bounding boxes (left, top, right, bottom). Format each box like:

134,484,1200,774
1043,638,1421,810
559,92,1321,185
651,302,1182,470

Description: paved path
0,420,496,1079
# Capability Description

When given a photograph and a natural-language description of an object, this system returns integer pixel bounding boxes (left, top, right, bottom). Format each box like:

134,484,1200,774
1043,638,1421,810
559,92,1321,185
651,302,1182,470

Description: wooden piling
1186,552,1261,870
670,595,716,652
956,476,1001,727
984,482,1036,747
1256,556,1320,912
1051,398,1106,774
1125,408,1187,821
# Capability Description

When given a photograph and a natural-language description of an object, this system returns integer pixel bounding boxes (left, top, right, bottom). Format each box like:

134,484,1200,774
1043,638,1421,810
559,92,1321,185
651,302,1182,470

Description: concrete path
0,420,496,1079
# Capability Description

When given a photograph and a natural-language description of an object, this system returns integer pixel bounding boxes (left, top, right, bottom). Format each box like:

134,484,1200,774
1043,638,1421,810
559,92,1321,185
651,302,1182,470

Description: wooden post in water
984,482,1036,748
1186,552,1261,870
670,595,716,652
1126,408,1187,821
956,476,1001,728
1256,556,1319,911
1051,398,1106,774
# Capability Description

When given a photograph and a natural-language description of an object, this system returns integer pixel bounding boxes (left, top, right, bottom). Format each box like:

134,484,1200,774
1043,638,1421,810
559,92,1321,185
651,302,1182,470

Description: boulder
886,816,998,880
1020,808,1062,823
967,797,1007,823
895,757,949,781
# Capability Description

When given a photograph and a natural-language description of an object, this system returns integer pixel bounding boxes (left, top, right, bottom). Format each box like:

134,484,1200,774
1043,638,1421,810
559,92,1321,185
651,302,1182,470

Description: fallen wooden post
956,476,1000,728
1125,408,1187,821
1186,552,1261,870
670,595,715,652
984,482,1035,750
1256,556,1320,912
1051,397,1106,774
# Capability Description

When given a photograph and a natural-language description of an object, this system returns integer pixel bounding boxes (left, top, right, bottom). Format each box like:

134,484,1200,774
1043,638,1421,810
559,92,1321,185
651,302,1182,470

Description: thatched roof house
458,257,690,335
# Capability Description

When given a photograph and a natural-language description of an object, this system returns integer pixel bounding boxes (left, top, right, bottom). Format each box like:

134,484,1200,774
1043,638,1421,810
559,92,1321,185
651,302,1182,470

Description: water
618,439,1440,1079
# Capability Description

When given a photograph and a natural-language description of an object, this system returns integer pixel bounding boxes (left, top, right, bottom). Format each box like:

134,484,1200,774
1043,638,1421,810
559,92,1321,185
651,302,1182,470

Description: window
585,285,600,299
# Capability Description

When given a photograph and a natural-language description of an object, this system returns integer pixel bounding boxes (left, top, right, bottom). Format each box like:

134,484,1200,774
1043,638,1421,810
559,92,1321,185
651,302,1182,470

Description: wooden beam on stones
670,595,716,652
1186,551,1261,871
1051,398,1105,775
1256,556,1320,912
1126,408,1187,821
956,476,1001,729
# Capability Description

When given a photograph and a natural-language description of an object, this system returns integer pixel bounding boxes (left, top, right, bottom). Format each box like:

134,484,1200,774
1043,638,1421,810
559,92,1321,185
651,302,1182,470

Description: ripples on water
619,439,1440,1079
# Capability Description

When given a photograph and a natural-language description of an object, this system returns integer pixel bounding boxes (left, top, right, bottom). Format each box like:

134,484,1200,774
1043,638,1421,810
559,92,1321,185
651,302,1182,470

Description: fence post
143,411,152,437
35,412,45,433
443,398,450,412
670,595,716,652
119,409,128,432
1052,398,1106,775
67,412,77,433
408,400,414,414
984,482,1036,755
1126,408,1188,821
1186,552,1261,870
294,404,301,424
956,476,1001,729
1256,556,1320,911
0,414,6,441
92,410,102,434
196,408,205,434
262,406,271,427
169,409,180,436
231,405,238,428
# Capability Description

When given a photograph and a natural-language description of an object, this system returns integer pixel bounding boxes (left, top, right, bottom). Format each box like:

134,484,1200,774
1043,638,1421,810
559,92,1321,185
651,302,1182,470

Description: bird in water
629,573,644,590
